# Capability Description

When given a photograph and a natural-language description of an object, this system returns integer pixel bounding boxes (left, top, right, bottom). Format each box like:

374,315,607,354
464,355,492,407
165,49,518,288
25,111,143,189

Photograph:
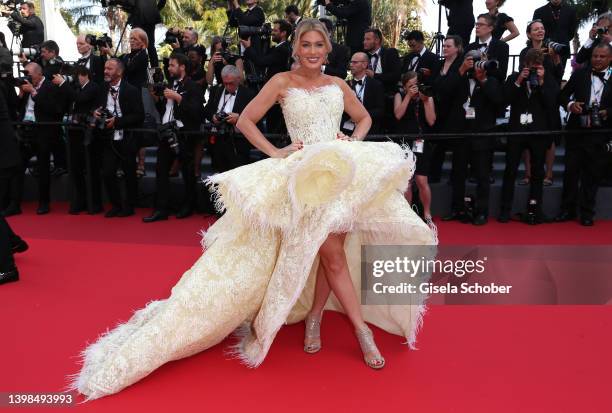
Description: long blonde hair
291,18,332,59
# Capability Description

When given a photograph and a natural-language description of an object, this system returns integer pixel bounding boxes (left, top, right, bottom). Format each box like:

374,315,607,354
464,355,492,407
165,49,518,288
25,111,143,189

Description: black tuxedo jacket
518,46,564,83
465,76,504,133
18,78,69,122
77,54,106,85
66,80,100,116
401,49,441,76
467,38,509,83
504,72,560,132
559,67,612,142
371,47,401,94
325,41,350,80
343,77,385,133
155,78,203,131
96,80,145,130
325,0,371,53
0,85,20,169
243,41,291,81
227,5,265,28
532,2,577,45
203,85,256,123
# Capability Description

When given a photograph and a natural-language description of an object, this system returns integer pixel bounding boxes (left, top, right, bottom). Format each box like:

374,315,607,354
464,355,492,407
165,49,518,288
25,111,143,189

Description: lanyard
110,87,119,116
590,74,607,105
221,90,234,112
354,80,365,102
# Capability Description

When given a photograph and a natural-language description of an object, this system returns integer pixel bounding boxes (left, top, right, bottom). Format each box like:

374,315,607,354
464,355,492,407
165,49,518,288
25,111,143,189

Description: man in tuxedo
499,49,559,224
532,0,577,50
402,30,440,76
319,17,350,80
467,13,509,83
65,66,103,215
285,4,302,29
342,52,385,134
241,19,292,82
324,0,372,55
76,35,106,85
94,58,144,218
440,0,474,49
8,2,43,48
17,62,69,215
203,65,256,173
227,0,265,28
143,53,204,223
555,44,612,226
442,51,504,225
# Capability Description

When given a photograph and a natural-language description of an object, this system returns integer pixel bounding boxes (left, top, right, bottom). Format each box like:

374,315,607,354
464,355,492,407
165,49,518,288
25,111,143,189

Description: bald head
25,62,43,84
349,52,369,78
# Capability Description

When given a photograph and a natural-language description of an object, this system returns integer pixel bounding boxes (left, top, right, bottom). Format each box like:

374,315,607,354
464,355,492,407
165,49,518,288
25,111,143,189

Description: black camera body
528,67,540,89
95,108,113,130
596,26,609,41
465,50,498,77
13,74,32,87
153,82,167,97
158,120,180,154
543,39,569,55
215,111,230,122
581,102,603,129
416,68,434,97
238,23,272,40
163,29,183,46
86,33,113,50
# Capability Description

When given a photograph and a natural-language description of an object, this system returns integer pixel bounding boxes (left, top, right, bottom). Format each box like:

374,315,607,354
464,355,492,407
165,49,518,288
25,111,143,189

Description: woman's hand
336,131,351,141
271,141,303,158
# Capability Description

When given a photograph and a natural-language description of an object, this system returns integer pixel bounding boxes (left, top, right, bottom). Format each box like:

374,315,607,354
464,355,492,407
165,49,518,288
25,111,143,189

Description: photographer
227,0,265,53
576,12,612,66
206,36,245,86
94,58,144,218
64,66,103,215
127,0,166,67
532,0,577,69
241,19,292,82
556,43,612,226
76,34,106,85
499,48,559,225
466,14,509,83
342,52,384,134
9,2,44,48
203,65,255,172
319,17,350,80
440,0,475,49
168,28,200,55
121,28,150,89
143,53,203,223
441,50,503,225
323,0,372,55
285,4,302,28
20,40,65,82
519,20,563,83
17,62,70,215
393,71,436,225
0,74,21,217
401,30,441,77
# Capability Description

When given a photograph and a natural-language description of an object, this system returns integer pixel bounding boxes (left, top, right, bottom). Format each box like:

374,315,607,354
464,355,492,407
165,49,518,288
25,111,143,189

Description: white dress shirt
106,81,123,141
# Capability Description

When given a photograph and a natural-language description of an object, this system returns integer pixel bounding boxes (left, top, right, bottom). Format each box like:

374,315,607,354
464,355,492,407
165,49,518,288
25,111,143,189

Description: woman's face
295,30,329,70
528,22,545,42
213,41,223,53
485,0,498,10
443,39,458,58
403,77,417,91
129,33,144,51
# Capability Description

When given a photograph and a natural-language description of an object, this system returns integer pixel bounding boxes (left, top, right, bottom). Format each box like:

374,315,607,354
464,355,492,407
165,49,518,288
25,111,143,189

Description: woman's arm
393,92,410,120
236,73,302,157
205,59,215,85
334,78,370,140
501,21,519,43
422,95,436,127
235,58,245,82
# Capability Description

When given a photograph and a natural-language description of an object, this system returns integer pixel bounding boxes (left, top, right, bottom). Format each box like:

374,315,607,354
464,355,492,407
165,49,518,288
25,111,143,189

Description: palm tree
372,0,426,48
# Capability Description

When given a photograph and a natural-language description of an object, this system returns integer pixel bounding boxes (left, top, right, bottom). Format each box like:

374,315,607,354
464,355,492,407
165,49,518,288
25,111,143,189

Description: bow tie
354,79,363,85
77,57,89,66
225,90,236,96
592,71,607,80
479,43,488,47
110,86,119,96
368,52,379,59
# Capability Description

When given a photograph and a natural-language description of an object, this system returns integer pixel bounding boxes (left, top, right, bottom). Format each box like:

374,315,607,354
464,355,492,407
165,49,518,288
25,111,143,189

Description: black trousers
68,128,103,210
560,141,607,219
101,136,138,211
500,135,549,212
0,215,15,272
210,134,251,173
20,125,62,204
449,138,491,215
0,166,23,210
154,135,198,212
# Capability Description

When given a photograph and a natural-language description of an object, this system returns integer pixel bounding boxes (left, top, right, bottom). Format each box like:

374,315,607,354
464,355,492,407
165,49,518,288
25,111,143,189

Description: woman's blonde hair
130,28,149,48
291,18,332,58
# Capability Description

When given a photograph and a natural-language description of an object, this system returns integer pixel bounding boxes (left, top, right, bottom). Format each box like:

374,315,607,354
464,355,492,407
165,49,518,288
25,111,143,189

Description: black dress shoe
1,204,22,217
104,207,122,218
143,210,168,223
88,206,104,215
36,203,50,215
69,204,86,215
497,211,511,223
472,214,488,226
580,217,594,227
554,211,577,222
442,211,466,221
11,238,29,254
175,208,193,219
0,266,19,285
117,208,135,218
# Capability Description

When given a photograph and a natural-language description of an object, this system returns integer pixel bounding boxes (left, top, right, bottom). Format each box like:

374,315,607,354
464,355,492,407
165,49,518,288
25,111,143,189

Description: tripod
428,2,445,57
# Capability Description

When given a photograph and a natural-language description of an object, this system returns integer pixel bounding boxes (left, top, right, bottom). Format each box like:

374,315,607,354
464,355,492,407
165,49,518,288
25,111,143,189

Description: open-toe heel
304,313,322,354
355,325,385,369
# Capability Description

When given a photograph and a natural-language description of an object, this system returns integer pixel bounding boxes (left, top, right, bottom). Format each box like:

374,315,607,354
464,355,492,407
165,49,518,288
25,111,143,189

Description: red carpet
2,203,611,412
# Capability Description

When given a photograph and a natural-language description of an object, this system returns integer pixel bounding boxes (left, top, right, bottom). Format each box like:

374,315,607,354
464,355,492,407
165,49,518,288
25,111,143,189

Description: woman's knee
319,235,347,275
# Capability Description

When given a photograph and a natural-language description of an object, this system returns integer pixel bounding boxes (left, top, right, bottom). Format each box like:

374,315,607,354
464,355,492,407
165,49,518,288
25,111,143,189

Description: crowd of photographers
0,0,611,230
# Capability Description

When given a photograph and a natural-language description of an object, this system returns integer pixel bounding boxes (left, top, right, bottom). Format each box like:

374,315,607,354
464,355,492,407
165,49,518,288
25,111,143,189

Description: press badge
464,99,476,119
413,139,424,153
520,113,533,125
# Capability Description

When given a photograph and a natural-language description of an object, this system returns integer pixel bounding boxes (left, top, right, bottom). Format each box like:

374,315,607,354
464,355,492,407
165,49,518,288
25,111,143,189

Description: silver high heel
355,325,385,369
304,313,322,354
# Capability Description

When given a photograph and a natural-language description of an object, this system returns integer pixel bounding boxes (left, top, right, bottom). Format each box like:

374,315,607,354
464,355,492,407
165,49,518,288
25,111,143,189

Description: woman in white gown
69,19,437,401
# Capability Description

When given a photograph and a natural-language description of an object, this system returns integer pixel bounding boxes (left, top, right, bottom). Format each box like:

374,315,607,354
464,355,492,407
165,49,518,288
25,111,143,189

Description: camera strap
590,71,608,105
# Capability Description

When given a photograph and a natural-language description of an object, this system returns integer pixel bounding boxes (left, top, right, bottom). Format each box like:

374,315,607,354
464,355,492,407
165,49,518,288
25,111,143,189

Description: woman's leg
545,143,555,182
404,181,413,204
415,175,432,218
304,263,330,353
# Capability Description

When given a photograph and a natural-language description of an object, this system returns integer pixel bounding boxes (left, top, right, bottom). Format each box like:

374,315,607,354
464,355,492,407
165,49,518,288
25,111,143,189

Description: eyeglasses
474,23,491,27
350,60,368,64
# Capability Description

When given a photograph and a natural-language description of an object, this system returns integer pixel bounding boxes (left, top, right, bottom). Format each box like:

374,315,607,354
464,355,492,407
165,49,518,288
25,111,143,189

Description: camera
158,121,180,154
238,23,272,40
149,67,166,97
596,26,609,40
94,108,113,130
416,68,434,97
163,28,183,46
465,50,499,76
543,39,569,55
1,0,23,35
13,74,32,87
18,45,40,60
528,67,540,89
215,111,230,122
100,0,135,12
86,33,113,51
580,102,603,129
